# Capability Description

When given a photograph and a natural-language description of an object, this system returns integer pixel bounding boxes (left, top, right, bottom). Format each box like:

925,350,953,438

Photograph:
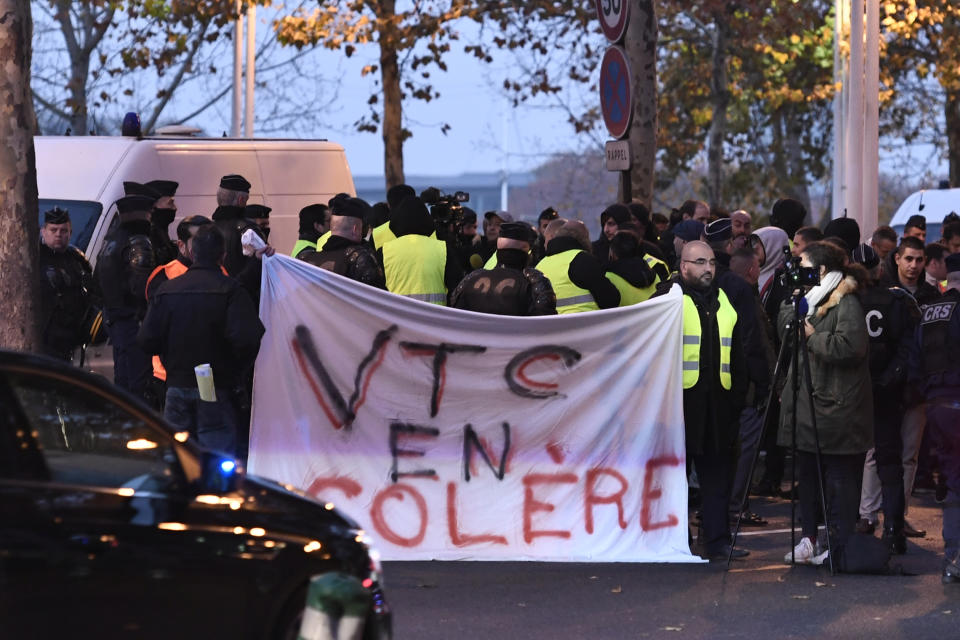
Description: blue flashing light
121,112,142,137
220,459,237,475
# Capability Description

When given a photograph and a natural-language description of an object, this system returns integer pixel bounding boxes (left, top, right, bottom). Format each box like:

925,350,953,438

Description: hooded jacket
777,274,872,455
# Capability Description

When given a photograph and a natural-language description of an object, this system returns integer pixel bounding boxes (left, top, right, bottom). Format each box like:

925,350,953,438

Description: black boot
882,526,907,555
943,552,960,584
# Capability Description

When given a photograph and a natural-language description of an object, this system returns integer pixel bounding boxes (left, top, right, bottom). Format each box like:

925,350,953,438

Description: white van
35,135,356,262
888,187,960,241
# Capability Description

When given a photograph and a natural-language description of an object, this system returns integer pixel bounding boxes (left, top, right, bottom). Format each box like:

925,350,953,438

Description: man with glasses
657,241,748,560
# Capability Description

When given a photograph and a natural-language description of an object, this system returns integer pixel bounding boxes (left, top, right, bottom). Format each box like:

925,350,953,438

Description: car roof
0,348,175,434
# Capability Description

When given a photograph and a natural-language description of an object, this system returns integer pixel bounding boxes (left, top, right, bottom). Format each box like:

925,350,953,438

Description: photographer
778,241,872,566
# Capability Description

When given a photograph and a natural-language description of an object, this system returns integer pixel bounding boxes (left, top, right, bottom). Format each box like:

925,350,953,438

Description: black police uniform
304,235,387,289
38,242,97,361
212,205,265,304
150,213,178,266
449,248,557,316
911,284,960,578
96,214,155,399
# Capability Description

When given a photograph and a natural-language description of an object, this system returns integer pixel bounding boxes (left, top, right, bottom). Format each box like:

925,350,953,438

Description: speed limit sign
595,0,630,43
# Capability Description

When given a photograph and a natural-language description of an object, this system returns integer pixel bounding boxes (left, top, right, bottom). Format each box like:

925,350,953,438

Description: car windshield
38,199,102,253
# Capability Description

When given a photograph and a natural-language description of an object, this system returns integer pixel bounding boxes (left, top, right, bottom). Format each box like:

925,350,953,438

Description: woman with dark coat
777,241,872,566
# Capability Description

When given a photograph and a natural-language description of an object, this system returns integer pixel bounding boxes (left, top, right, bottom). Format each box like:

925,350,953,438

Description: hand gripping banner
249,255,699,562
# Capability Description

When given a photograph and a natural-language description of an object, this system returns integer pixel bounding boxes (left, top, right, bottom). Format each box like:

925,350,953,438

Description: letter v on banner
291,324,397,429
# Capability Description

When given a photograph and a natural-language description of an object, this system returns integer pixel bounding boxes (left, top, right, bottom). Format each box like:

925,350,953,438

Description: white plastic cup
194,364,217,402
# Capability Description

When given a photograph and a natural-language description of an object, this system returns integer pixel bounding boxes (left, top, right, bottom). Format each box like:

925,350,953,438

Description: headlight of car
351,529,383,588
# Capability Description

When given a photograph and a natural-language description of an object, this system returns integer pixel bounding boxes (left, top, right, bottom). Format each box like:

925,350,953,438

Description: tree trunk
948,88,960,189
378,0,405,190
624,0,657,208
706,13,730,210
0,0,40,352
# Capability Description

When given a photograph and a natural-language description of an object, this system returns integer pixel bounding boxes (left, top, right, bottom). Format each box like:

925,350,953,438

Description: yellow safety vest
292,238,316,258
316,230,332,251
372,222,396,250
682,288,737,390
605,254,669,306
538,249,599,314
382,234,448,304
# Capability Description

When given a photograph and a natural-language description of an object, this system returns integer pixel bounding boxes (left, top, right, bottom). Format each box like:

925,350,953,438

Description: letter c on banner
370,483,429,548
504,345,582,399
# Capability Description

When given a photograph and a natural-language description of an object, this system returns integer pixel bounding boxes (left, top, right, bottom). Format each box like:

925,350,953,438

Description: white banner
249,255,699,562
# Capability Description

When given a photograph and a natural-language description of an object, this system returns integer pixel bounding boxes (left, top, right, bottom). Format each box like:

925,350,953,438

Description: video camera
780,245,820,290
421,187,470,240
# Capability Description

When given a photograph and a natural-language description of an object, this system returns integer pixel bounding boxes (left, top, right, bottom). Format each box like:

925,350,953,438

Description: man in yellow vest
663,240,748,560
291,204,328,259
372,184,416,250
605,223,670,305
538,220,619,314
378,196,463,304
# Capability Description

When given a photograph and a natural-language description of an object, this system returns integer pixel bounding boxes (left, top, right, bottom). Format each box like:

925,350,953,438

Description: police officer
538,220,620,313
450,221,556,315
211,174,268,303
146,180,180,265
302,197,386,289
291,204,328,259
657,240,747,560
38,207,99,361
852,243,918,554
378,196,463,304
911,254,960,582
96,194,156,399
246,204,272,242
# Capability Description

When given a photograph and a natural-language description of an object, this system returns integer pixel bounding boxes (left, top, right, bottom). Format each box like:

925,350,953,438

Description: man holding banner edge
657,240,748,560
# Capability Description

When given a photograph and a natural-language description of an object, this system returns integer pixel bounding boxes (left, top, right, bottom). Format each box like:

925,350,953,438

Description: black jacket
212,205,265,303
860,283,918,390
39,243,98,357
544,236,620,309
715,253,770,399
138,264,264,389
96,219,155,319
664,279,747,456
304,235,386,289
150,223,178,266
449,249,557,316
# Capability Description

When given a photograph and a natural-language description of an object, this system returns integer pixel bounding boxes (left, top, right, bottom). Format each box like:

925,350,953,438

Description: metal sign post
596,1,633,202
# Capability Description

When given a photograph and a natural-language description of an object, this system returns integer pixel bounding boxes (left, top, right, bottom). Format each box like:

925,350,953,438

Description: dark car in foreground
0,349,390,639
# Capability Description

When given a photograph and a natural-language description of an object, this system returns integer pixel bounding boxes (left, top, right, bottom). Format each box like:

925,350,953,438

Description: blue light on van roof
220,459,236,475
122,112,141,137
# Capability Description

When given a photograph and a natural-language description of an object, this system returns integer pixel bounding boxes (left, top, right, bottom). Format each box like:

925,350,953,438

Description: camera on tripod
780,245,820,289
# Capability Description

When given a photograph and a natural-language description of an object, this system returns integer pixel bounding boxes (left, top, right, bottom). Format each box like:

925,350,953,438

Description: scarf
804,270,843,319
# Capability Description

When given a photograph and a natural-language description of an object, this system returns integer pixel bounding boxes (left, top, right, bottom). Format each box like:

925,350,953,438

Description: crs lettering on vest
922,301,957,325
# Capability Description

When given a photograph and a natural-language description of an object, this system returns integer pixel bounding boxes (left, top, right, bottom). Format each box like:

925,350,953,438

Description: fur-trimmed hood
815,274,859,318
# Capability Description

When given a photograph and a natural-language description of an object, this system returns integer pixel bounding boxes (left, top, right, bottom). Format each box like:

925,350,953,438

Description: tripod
728,289,834,573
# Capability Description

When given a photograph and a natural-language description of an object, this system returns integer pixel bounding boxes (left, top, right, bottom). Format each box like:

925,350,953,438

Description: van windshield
38,199,102,253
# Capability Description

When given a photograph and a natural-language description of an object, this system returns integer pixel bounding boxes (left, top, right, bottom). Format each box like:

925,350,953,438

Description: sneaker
784,537,818,564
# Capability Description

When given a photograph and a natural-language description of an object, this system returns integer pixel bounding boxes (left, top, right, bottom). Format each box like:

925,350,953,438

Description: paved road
384,493,960,639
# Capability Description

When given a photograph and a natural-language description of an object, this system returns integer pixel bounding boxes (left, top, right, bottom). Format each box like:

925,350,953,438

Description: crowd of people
36,175,960,576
